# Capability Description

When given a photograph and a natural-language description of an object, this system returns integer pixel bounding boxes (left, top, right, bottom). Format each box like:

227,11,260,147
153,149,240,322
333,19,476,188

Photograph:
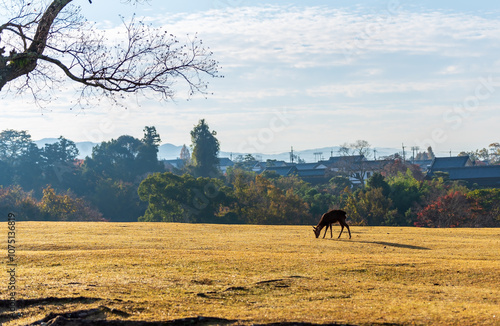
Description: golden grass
1,222,499,325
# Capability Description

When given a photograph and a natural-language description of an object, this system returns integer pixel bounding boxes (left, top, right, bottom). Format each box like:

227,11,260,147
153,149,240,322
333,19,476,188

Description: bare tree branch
0,0,221,107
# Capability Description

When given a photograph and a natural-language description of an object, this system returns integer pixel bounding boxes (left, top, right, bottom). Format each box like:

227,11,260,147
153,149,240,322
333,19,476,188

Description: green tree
343,187,397,226
231,174,310,225
0,160,13,186
90,179,146,222
467,189,500,226
43,136,79,164
302,187,336,220
366,172,390,196
85,135,143,182
328,176,352,195
138,172,231,223
138,126,163,173
41,136,80,189
15,142,44,190
190,119,220,178
0,129,34,164
387,170,427,225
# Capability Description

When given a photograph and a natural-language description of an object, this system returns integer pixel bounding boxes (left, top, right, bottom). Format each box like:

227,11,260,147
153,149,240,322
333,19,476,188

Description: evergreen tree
190,119,220,177
138,126,163,173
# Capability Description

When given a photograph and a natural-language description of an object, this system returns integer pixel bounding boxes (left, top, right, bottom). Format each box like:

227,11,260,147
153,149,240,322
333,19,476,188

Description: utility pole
290,146,294,163
411,146,419,164
373,149,377,161
402,143,406,164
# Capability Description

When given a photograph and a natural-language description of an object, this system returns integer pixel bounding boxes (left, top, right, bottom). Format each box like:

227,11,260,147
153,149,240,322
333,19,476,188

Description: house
443,166,500,187
252,160,288,173
411,159,434,172
163,158,187,171
427,155,500,187
261,165,298,177
293,163,328,184
163,157,235,174
429,156,473,169
218,157,234,174
294,162,327,171
319,155,386,185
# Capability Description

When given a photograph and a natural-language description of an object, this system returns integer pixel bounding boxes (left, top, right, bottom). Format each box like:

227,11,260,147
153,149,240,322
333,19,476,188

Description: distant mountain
35,138,96,159
34,138,400,163
35,139,186,160
219,146,401,163
158,143,184,160
34,138,59,148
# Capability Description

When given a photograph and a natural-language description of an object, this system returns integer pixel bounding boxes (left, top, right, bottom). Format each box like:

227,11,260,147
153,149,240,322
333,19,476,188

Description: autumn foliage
415,189,500,227
0,185,104,221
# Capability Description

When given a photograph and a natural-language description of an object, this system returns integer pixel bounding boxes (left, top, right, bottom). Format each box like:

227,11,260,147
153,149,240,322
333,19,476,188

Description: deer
313,209,351,239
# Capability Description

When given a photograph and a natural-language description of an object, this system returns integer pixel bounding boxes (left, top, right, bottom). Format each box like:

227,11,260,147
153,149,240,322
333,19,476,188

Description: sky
1,0,500,159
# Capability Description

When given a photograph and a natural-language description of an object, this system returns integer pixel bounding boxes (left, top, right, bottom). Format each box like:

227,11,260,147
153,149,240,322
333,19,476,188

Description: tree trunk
0,0,73,90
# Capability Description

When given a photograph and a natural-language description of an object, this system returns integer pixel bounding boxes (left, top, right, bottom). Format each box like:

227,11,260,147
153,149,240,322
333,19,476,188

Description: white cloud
144,5,500,67
4,3,500,155
305,79,471,98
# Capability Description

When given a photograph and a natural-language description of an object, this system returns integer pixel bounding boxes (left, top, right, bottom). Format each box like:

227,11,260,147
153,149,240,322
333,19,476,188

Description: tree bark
0,0,73,90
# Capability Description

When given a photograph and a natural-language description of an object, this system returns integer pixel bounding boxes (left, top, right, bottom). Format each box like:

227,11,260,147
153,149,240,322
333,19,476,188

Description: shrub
40,186,104,221
0,186,43,220
415,191,470,227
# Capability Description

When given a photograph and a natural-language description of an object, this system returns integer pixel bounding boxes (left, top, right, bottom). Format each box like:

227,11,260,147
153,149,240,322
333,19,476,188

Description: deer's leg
338,224,344,238
330,223,333,238
322,225,329,238
339,220,351,239
345,223,351,239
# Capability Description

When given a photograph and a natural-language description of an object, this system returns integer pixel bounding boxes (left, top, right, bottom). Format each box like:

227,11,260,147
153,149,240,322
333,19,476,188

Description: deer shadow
353,240,431,250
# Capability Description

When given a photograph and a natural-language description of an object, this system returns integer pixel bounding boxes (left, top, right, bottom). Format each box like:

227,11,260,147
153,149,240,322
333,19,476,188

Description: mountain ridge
34,138,400,163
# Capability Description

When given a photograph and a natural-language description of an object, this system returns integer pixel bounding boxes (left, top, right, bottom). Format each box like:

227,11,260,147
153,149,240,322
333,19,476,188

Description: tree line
0,120,220,222
137,167,500,227
1,122,499,227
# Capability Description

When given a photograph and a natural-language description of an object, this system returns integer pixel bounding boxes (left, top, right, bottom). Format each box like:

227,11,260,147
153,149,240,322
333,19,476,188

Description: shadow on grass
354,240,431,250
0,298,402,326
0,296,101,310
0,305,405,326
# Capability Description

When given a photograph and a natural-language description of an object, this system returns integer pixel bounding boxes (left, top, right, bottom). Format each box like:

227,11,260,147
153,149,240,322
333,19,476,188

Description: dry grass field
1,222,499,325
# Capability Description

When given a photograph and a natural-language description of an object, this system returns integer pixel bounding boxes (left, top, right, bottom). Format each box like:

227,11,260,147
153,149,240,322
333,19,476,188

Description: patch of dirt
28,311,236,325
0,291,396,326
0,296,101,309
195,276,310,299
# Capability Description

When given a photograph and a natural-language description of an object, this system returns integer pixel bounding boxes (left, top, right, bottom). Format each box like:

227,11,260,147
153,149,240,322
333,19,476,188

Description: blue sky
1,0,500,159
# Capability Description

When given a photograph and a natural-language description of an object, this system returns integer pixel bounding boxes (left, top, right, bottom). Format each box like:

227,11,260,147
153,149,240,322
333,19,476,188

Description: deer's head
312,226,321,238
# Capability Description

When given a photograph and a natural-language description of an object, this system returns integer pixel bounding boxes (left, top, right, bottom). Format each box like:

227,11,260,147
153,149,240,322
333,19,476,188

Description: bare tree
339,139,372,158
0,0,220,106
337,140,372,186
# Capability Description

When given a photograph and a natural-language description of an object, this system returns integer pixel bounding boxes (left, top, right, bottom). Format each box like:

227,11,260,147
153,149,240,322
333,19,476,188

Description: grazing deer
313,209,351,239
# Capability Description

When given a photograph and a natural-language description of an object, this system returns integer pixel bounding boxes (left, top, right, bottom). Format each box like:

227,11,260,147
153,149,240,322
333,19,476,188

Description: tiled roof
439,166,500,179
430,156,471,169
297,169,326,177
218,157,234,166
319,155,366,165
295,163,325,170
262,166,297,176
